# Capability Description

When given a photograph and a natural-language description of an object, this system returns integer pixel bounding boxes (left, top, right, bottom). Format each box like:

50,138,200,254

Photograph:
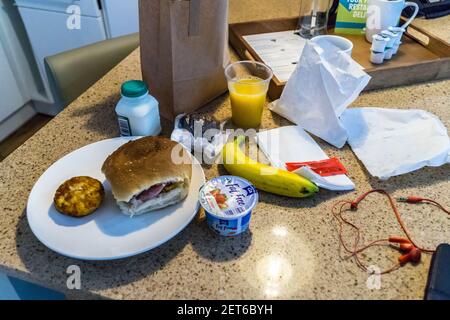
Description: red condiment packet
286,158,348,177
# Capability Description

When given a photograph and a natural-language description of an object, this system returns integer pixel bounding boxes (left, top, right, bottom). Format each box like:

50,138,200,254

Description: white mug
365,0,419,42
311,35,354,56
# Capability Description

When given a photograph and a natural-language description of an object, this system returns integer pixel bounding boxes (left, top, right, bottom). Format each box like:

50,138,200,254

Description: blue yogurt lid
199,176,258,219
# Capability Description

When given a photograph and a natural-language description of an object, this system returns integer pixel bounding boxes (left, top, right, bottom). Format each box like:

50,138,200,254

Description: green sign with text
335,0,368,35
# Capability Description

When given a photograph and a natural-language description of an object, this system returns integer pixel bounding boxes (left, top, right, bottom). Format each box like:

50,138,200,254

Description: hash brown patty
54,176,104,217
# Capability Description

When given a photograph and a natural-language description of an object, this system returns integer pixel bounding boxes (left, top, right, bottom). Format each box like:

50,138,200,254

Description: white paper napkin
341,108,450,180
257,126,355,191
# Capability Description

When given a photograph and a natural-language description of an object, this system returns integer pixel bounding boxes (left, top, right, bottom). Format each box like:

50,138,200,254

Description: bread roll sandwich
102,137,191,216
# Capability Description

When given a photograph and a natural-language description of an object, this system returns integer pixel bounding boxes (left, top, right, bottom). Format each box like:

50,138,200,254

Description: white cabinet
14,0,102,17
16,1,108,114
15,0,139,115
101,0,139,38
0,42,27,123
0,0,40,127
18,8,107,108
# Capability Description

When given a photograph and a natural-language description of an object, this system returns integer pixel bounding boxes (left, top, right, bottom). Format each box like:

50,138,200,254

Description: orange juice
229,77,268,128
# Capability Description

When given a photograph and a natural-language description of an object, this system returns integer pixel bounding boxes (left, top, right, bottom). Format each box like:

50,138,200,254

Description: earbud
389,236,411,244
389,236,421,265
399,247,421,265
399,243,414,252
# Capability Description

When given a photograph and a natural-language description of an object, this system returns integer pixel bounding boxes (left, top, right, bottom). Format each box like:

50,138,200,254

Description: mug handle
401,2,419,29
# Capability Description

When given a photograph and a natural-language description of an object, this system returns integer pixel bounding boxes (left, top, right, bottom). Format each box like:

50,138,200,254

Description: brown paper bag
139,0,230,120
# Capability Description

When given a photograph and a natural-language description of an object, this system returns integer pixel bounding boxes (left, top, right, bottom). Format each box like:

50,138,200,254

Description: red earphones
389,236,422,265
399,247,422,265
332,190,448,274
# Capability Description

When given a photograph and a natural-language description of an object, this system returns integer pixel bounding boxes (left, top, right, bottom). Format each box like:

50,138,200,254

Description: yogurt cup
199,176,258,237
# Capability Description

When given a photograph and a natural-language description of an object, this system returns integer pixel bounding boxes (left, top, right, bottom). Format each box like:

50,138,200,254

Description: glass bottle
298,0,332,39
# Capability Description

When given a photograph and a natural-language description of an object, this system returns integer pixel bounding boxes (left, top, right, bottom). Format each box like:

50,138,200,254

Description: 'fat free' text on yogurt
199,176,258,237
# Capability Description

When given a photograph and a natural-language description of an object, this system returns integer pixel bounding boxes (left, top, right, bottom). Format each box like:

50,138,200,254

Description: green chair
44,33,139,108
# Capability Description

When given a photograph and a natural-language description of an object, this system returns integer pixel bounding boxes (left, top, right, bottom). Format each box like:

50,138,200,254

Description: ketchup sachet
286,158,348,177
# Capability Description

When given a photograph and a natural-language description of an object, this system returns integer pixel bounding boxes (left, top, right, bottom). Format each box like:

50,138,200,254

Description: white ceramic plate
27,137,205,260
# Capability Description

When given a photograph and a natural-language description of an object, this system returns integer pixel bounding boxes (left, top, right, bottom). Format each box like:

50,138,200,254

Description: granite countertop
0,5,449,299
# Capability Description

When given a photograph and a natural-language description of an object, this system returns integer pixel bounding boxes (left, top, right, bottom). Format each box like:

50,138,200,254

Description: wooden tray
229,17,450,100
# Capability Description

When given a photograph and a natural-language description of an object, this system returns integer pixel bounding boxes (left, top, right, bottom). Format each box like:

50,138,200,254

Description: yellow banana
222,136,319,198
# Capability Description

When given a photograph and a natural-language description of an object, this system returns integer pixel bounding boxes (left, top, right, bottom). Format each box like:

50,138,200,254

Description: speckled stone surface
0,5,449,299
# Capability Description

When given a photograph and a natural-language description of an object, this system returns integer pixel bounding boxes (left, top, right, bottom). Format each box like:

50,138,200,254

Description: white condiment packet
257,125,355,191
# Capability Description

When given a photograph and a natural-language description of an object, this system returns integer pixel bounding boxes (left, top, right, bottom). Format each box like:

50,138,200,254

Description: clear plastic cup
224,61,273,129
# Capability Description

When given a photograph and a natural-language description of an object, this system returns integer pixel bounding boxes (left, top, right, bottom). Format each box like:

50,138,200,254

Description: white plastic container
380,30,397,48
371,34,389,52
370,51,385,64
384,47,394,60
199,176,258,237
392,41,402,55
115,80,161,137
388,26,405,45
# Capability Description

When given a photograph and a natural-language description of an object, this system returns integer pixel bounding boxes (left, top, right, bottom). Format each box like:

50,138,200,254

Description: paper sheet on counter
257,126,355,191
341,108,450,180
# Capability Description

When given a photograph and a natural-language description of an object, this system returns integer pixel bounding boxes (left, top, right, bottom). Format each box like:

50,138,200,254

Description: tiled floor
0,114,52,161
